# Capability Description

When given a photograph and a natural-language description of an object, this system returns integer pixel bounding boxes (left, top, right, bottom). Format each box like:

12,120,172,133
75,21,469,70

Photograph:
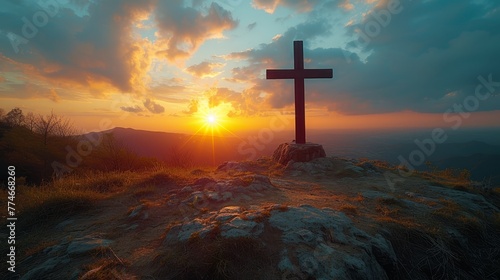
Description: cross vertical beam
266,41,333,144
294,41,306,144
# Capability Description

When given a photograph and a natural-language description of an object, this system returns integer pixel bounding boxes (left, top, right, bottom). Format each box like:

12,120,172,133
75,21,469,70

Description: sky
1,0,499,135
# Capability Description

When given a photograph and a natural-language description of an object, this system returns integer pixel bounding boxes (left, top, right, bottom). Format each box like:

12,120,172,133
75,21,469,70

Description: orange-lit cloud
0,0,237,100
120,105,144,113
0,1,156,97
144,98,165,114
186,61,224,78
252,0,316,13
154,2,238,61
339,0,355,11
184,99,199,115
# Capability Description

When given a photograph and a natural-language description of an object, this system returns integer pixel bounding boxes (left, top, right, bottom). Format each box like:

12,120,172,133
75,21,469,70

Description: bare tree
24,112,37,132
4,107,25,127
34,111,75,146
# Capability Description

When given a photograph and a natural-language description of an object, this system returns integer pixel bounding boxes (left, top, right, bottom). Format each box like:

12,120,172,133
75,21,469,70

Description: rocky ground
2,157,500,279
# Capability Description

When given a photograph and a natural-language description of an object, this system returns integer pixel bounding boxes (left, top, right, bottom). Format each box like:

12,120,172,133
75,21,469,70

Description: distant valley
98,127,500,184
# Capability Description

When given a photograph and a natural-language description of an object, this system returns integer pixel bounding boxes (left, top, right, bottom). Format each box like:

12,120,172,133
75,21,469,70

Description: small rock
128,205,144,219
66,237,112,256
20,255,71,280
215,212,238,222
193,177,216,187
221,217,263,238
127,224,139,230
219,206,241,213
178,219,205,241
206,191,220,201
55,219,74,230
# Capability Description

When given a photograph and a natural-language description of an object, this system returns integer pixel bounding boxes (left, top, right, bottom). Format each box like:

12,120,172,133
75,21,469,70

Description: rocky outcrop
270,205,396,279
174,174,278,207
20,236,113,280
16,157,500,279
272,142,326,165
284,156,376,177
163,204,397,279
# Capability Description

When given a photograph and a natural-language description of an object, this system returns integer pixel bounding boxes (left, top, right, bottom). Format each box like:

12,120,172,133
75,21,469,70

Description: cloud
144,98,165,114
184,99,199,115
0,0,238,97
154,2,238,60
247,22,257,31
0,78,81,102
252,0,316,13
207,87,266,117
338,0,354,11
251,0,334,13
120,105,144,113
0,0,156,94
186,61,223,78
225,20,333,110
229,1,500,115
48,89,60,103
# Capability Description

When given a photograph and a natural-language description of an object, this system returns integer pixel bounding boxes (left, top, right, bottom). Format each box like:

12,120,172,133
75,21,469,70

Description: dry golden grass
338,203,358,216
80,255,128,280
353,193,365,203
16,171,136,216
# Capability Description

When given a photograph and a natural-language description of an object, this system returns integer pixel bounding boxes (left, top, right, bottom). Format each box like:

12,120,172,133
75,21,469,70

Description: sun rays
178,100,240,165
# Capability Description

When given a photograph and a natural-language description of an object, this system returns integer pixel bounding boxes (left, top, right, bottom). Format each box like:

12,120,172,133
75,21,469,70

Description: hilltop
1,157,499,279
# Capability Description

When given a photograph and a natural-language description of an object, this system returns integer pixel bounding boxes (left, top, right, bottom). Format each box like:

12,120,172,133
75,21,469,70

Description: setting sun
207,114,217,125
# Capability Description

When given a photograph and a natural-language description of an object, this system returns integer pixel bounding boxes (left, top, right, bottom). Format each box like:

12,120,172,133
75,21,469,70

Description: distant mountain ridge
97,127,276,165
92,127,500,184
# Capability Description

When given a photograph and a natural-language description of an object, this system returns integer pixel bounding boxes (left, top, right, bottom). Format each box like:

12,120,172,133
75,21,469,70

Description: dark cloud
230,0,500,115
247,22,257,30
120,105,144,113
144,98,165,114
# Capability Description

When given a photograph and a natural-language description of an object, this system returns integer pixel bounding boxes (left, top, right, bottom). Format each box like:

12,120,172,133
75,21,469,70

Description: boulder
162,204,396,279
221,217,264,238
269,205,396,279
272,142,326,165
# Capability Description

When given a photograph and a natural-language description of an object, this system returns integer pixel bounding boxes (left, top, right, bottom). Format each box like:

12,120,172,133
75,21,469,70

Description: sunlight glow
207,114,217,125
177,99,242,165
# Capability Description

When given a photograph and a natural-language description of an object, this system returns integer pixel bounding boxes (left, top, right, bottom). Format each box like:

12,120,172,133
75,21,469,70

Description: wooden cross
267,41,333,144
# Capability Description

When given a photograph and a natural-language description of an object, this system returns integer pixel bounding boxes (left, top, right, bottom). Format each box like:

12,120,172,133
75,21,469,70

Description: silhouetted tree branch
34,111,75,146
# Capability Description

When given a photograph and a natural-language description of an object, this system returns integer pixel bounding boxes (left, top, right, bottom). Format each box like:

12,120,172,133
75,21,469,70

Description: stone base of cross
272,142,326,165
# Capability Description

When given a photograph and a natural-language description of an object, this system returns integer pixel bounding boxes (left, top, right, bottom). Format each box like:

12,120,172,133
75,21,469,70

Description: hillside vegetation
1,156,499,279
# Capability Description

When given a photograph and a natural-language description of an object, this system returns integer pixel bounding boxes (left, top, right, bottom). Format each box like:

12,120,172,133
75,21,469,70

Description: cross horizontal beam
267,69,333,79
